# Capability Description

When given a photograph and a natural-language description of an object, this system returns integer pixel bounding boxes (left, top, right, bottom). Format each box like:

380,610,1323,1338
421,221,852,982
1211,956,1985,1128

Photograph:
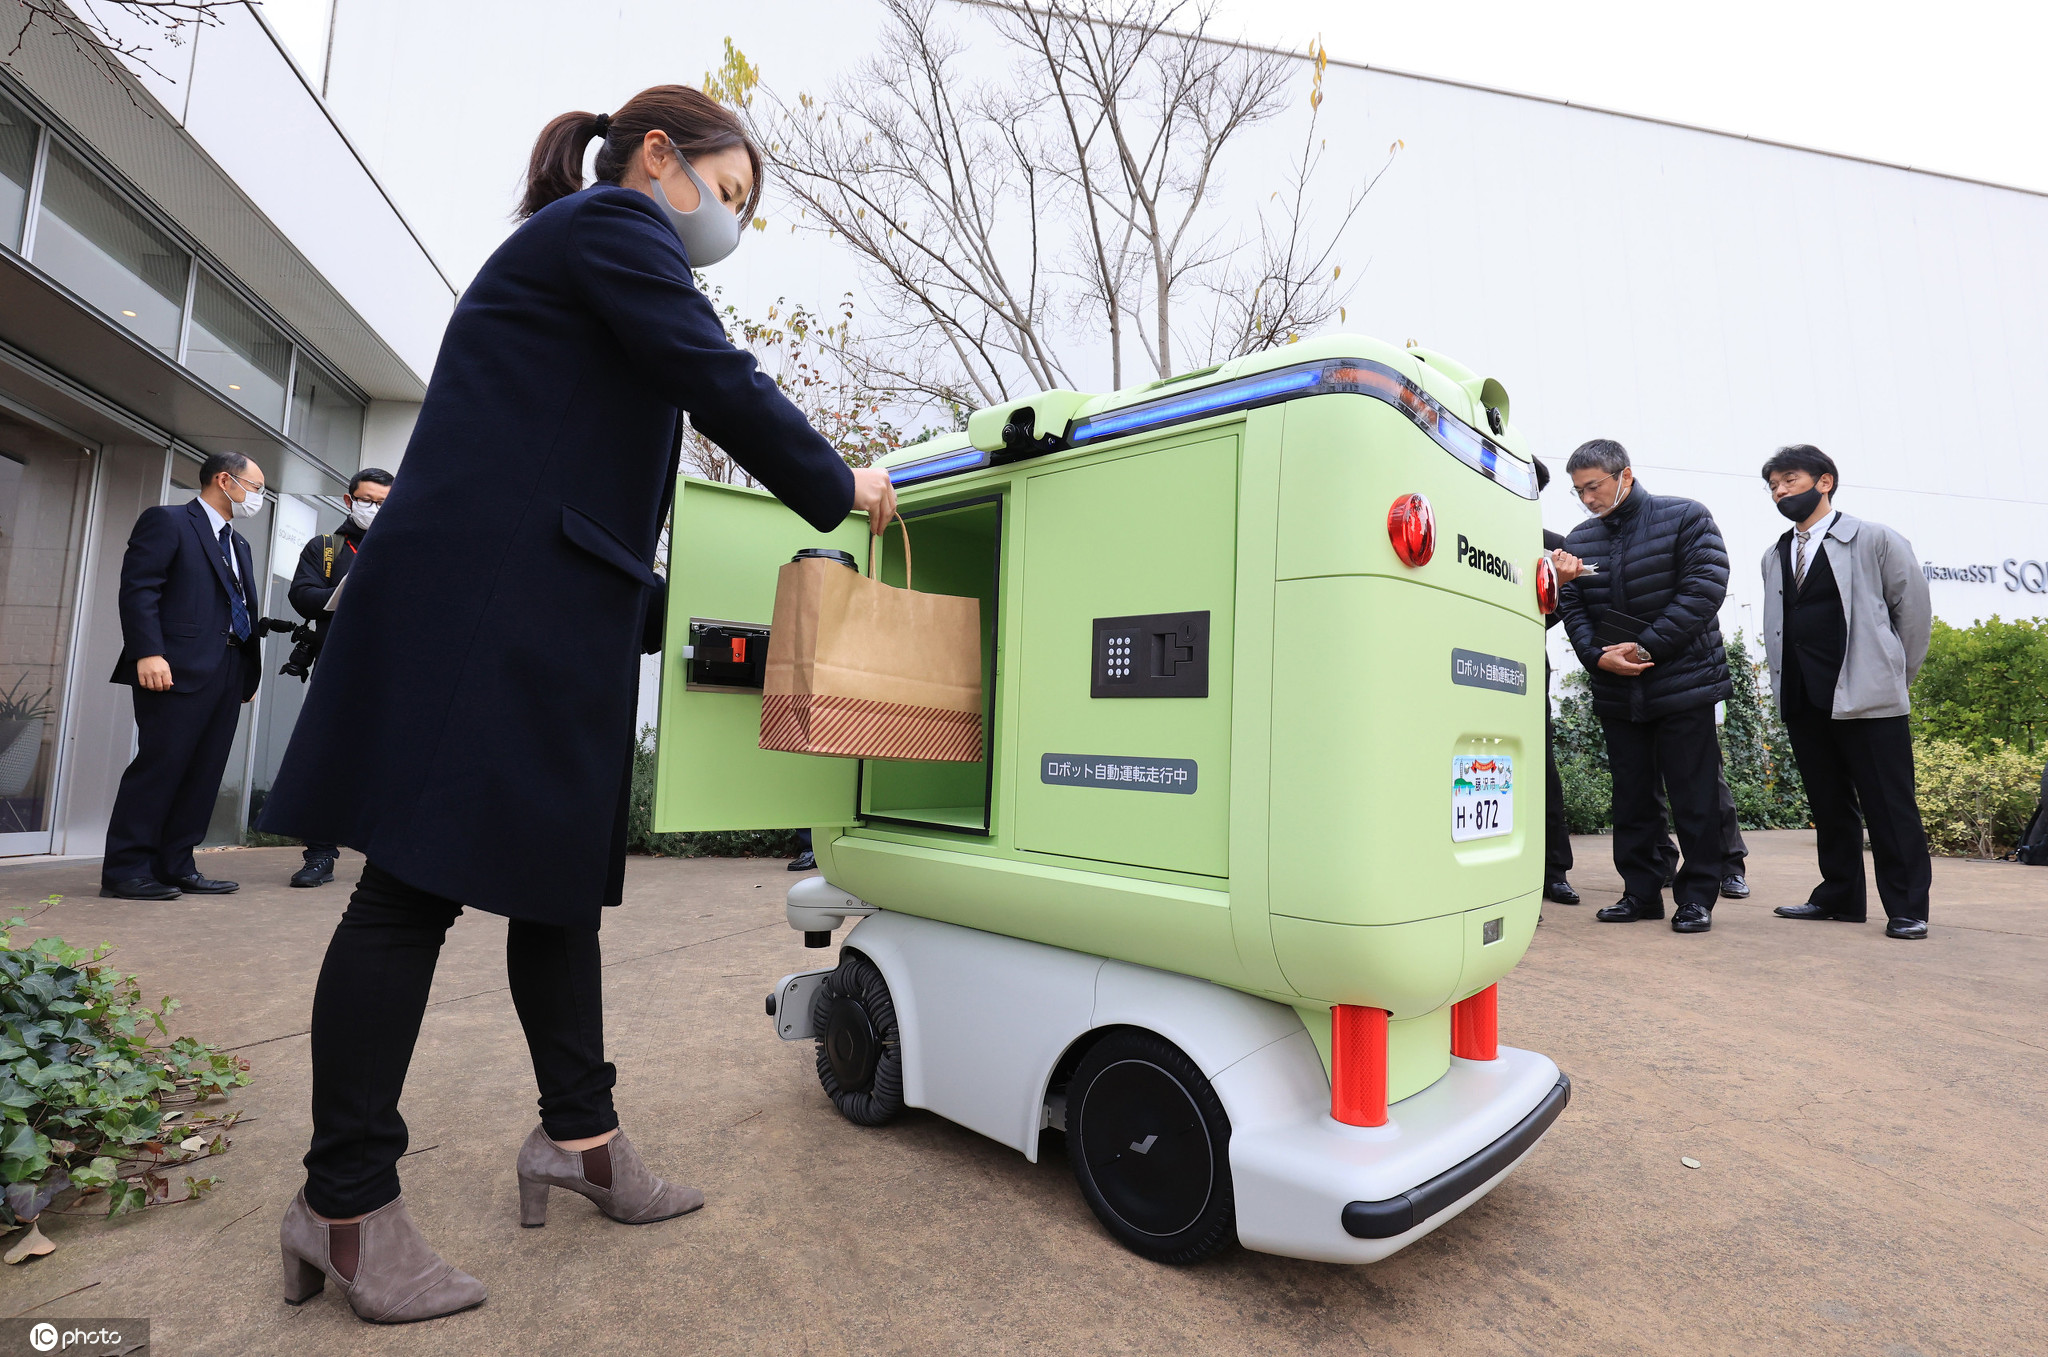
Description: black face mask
1775,486,1826,522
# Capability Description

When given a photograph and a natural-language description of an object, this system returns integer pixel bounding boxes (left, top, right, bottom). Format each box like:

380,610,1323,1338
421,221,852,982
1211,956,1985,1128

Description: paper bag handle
868,517,912,589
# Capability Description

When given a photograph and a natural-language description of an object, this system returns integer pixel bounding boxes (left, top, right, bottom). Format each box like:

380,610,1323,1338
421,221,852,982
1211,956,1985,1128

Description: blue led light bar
887,446,990,486
879,358,1539,500
1068,365,1323,444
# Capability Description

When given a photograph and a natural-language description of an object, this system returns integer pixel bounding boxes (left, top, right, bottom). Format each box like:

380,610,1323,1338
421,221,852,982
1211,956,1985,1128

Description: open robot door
652,476,868,832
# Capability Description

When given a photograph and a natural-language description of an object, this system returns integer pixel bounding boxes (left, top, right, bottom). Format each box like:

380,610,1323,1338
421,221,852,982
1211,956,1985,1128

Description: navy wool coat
258,185,856,928
1554,482,1733,722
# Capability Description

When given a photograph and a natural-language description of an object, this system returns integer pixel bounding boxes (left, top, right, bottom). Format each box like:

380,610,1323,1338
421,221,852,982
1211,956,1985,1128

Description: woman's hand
851,467,898,535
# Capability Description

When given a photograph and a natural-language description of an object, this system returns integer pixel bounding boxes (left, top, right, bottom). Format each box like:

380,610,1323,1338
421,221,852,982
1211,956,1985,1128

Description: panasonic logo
1456,534,1521,584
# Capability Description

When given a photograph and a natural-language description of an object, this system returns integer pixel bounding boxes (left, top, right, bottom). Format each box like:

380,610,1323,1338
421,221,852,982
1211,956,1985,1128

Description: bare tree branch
749,1,1392,413
6,0,232,101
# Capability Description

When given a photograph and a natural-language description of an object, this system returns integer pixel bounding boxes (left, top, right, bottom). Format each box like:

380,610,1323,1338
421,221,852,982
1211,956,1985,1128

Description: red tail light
1386,493,1435,568
1535,553,1559,614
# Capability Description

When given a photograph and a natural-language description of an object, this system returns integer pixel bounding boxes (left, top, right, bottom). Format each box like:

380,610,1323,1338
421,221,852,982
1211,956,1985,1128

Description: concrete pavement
1,833,2042,1355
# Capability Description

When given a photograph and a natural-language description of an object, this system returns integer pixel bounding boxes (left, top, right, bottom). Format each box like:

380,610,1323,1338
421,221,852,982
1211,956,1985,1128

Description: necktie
219,524,251,641
1794,529,1809,586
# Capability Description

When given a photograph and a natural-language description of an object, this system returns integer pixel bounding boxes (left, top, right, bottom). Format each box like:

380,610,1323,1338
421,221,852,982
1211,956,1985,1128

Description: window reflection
288,361,365,468
31,144,189,356
187,268,291,426
0,90,34,252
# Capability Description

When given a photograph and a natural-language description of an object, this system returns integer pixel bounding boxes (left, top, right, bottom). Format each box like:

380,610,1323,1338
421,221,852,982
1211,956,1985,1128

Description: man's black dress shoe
1773,902,1865,922
161,874,238,894
1719,874,1750,899
100,877,181,900
1596,896,1663,922
290,858,336,888
1885,917,1929,940
1672,902,1713,933
787,852,817,872
1543,878,1581,905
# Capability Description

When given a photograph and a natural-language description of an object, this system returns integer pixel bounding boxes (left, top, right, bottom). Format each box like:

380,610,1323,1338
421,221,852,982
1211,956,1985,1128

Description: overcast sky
261,0,2048,195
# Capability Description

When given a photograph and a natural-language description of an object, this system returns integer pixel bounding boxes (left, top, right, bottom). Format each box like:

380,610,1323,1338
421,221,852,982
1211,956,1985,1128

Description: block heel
282,1249,325,1304
519,1177,549,1227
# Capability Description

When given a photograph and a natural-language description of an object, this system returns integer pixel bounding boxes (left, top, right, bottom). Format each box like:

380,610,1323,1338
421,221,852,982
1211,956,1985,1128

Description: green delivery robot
655,334,1569,1264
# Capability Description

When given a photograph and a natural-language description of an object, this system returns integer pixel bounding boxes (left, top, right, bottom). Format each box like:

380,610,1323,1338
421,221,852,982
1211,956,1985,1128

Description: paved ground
1,834,2042,1356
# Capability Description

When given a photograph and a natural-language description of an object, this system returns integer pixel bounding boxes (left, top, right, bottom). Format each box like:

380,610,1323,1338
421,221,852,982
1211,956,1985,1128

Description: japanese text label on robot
1041,755,1199,794
1450,648,1527,695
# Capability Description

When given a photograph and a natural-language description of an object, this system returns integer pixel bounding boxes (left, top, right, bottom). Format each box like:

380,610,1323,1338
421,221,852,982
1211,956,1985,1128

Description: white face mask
349,499,380,531
227,474,265,519
648,155,741,267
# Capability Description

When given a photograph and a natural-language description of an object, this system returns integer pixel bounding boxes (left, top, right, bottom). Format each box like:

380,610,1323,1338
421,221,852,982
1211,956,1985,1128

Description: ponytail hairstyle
517,84,764,221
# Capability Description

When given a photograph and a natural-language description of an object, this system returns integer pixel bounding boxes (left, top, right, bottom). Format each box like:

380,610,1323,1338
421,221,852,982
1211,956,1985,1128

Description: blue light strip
1068,365,1324,444
887,446,989,485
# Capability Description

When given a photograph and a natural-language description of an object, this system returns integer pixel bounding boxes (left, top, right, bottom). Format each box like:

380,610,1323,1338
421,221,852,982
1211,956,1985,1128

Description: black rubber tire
1066,1029,1235,1264
811,952,904,1126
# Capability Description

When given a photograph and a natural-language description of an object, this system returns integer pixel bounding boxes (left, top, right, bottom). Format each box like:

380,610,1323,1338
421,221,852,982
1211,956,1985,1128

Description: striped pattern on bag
760,693,983,763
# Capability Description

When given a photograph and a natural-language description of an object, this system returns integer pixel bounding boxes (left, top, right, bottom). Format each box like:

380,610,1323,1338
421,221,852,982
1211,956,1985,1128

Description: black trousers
302,863,618,1218
1544,706,1572,877
1652,765,1748,878
102,650,245,882
1782,710,1931,922
1602,704,1726,909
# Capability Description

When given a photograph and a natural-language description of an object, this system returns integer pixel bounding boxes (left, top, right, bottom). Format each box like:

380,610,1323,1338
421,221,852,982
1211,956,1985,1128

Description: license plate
1451,754,1513,841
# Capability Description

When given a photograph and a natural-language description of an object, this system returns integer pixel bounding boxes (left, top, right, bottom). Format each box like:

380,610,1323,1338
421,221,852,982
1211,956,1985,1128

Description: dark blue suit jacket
110,499,263,701
258,184,857,928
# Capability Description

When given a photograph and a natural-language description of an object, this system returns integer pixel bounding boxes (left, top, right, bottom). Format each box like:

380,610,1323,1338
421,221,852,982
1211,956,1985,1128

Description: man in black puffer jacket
1556,439,1734,934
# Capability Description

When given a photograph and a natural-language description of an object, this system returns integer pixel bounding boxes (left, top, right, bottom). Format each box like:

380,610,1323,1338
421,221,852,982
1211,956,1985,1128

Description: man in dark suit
102,452,267,899
1554,439,1734,935
281,467,392,888
1758,445,1933,939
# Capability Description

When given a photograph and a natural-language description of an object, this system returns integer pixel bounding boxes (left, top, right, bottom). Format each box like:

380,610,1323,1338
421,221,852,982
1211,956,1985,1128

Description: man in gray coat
1759,445,1934,939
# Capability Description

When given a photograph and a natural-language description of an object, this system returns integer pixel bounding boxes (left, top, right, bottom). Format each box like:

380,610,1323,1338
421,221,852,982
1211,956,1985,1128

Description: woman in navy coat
264,86,897,1324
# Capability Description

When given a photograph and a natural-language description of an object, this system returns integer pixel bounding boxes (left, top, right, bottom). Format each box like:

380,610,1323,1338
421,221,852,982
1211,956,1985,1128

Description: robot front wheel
1065,1030,1236,1265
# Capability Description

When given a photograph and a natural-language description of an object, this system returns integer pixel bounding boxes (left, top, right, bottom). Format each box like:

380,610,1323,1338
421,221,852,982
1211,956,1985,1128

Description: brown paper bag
759,521,984,761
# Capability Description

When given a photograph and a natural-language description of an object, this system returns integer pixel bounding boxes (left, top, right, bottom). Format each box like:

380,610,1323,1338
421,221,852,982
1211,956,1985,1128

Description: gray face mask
648,158,741,267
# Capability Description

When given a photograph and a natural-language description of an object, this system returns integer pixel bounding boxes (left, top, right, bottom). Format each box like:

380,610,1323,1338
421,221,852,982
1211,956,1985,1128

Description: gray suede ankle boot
279,1190,486,1323
516,1127,704,1227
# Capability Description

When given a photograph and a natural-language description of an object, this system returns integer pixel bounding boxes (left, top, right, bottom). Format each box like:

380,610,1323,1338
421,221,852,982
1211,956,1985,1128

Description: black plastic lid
793,548,859,570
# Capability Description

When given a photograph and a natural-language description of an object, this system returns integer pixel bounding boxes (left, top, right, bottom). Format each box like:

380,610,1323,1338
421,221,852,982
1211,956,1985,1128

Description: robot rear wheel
811,952,905,1126
1066,1029,1235,1264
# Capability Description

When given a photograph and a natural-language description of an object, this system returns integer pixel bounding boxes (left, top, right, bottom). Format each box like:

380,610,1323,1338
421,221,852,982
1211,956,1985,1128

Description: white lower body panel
817,909,1564,1263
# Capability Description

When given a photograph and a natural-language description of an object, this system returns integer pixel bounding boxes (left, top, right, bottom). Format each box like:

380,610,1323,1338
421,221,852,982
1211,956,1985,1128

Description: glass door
0,411,92,856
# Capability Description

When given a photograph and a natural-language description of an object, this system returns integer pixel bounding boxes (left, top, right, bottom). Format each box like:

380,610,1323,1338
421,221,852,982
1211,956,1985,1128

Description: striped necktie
1794,529,1810,586
219,524,251,641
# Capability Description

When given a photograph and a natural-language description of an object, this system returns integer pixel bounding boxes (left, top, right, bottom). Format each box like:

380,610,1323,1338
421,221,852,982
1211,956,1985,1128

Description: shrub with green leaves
1,905,249,1233
1911,737,2041,857
1911,615,2048,756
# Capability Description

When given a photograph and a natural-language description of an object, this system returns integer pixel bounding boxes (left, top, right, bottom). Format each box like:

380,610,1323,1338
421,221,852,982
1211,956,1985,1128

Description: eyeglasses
225,471,267,498
1572,473,1621,501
